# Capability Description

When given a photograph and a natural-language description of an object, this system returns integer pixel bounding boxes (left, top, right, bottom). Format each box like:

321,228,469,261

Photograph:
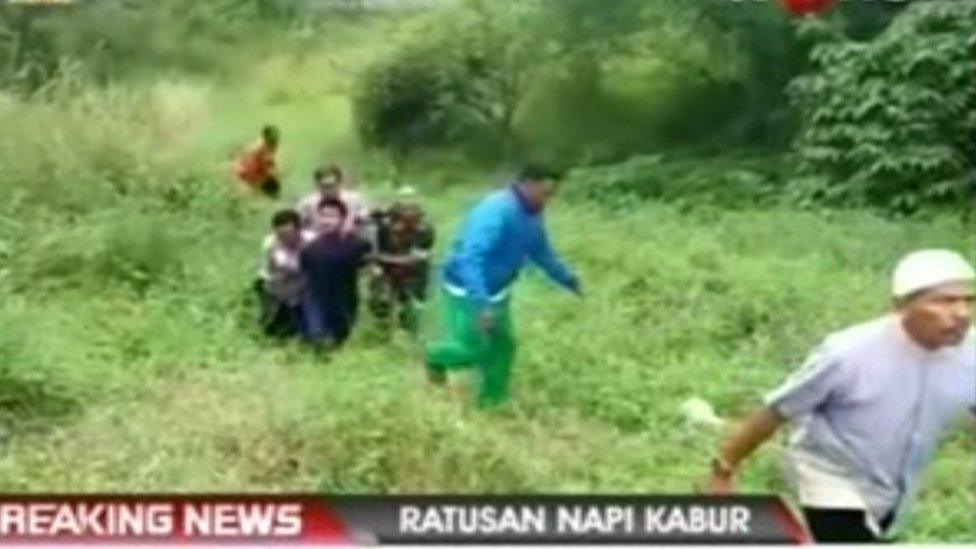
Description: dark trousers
255,279,302,337
259,176,281,198
301,291,358,346
802,507,894,544
367,264,429,332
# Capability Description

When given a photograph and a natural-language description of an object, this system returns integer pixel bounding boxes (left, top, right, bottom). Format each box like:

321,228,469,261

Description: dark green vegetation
0,0,972,542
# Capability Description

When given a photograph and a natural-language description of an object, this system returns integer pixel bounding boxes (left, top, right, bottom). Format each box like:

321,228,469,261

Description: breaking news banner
0,495,809,545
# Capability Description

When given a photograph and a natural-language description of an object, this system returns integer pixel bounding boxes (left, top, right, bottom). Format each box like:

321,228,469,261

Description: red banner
0,497,349,545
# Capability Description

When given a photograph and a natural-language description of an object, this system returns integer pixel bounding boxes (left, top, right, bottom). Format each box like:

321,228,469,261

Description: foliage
353,42,458,170
788,1,976,212
691,0,808,146
356,0,921,164
835,0,913,40
0,0,315,93
354,0,552,165
0,306,79,429
563,155,783,212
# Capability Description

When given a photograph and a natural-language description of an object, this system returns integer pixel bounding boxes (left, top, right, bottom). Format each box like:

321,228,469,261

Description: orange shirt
235,141,276,185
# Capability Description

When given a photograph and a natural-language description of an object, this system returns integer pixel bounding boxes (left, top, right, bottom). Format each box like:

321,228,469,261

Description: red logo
780,0,837,16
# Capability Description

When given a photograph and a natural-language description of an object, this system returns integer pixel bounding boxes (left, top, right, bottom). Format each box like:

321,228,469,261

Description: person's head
392,186,422,230
271,209,302,247
313,165,345,196
262,125,280,150
392,202,422,232
893,250,975,350
515,164,563,212
316,197,348,235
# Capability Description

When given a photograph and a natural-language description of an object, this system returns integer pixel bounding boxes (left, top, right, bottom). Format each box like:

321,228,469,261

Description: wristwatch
711,456,735,477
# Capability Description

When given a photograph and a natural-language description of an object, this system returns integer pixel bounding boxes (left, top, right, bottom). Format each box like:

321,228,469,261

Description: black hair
313,164,344,183
518,163,563,183
317,197,349,218
271,209,300,229
262,125,280,140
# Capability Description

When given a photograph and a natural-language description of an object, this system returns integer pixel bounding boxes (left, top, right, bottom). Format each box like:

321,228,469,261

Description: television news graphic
780,0,837,16
0,495,809,545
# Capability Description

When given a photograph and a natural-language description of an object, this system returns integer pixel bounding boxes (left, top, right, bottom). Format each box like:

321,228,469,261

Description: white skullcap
892,249,975,298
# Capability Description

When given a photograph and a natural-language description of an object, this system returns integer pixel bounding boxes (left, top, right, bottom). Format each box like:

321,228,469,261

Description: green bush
352,0,809,165
354,0,552,165
564,155,783,211
0,306,78,430
353,44,459,168
0,79,217,295
789,0,976,212
0,80,211,215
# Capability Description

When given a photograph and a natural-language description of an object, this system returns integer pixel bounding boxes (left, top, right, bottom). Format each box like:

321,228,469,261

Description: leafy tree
691,0,808,145
353,43,459,173
836,0,913,40
433,0,551,154
789,0,975,212
354,0,553,163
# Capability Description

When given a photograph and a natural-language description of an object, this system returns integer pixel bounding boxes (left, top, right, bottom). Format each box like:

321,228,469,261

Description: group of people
241,127,436,345
237,125,581,405
238,125,976,544
255,174,436,345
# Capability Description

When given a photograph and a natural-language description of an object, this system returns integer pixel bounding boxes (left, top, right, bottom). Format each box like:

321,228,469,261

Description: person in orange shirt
235,125,281,198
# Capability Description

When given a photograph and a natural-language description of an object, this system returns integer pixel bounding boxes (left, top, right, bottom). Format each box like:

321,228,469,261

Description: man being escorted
709,249,975,543
426,166,581,408
300,198,373,347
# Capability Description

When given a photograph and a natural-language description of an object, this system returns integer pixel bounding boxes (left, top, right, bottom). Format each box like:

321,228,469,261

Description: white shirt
297,189,371,234
257,230,316,305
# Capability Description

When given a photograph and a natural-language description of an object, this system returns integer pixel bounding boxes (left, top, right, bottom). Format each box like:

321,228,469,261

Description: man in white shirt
297,165,370,235
708,249,976,543
255,209,315,337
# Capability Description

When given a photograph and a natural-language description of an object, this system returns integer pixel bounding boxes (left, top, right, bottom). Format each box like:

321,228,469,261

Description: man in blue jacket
426,165,581,407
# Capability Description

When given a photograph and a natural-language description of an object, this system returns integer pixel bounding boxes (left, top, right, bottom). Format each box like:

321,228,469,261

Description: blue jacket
442,186,577,307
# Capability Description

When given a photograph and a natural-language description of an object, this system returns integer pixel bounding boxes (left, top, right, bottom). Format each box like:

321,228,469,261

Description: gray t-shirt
765,315,975,533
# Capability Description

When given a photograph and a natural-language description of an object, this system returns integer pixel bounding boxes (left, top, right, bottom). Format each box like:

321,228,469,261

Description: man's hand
705,407,785,495
566,274,583,297
477,309,495,334
411,249,432,262
376,253,415,266
707,458,736,494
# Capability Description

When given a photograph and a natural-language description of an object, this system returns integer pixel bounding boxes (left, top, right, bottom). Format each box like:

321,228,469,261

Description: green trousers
425,290,515,408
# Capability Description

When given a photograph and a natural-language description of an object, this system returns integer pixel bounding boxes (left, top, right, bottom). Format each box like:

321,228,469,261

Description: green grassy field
0,16,972,543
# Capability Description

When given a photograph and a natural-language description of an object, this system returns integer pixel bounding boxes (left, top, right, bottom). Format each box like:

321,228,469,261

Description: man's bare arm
720,406,785,467
709,406,786,493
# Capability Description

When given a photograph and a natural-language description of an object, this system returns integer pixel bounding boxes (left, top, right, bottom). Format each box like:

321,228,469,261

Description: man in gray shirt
708,249,975,543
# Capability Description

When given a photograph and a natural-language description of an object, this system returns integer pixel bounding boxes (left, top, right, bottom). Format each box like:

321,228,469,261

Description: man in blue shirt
426,165,581,408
